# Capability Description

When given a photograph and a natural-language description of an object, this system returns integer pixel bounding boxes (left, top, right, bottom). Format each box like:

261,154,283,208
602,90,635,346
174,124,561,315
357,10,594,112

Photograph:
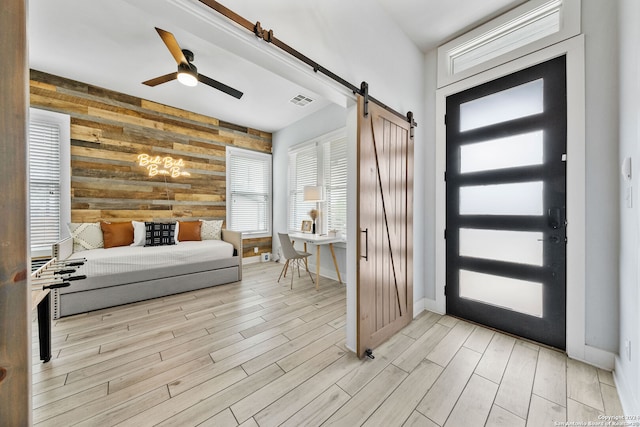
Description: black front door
445,55,567,349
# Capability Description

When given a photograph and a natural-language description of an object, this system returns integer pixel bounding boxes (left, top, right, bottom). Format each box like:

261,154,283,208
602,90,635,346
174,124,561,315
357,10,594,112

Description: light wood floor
32,262,624,426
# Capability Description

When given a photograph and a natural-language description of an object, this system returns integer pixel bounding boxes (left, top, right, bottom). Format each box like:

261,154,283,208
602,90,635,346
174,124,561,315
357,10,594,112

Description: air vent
290,94,314,107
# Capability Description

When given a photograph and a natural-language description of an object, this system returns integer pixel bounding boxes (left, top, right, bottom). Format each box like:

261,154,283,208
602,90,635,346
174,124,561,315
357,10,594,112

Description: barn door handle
360,228,368,261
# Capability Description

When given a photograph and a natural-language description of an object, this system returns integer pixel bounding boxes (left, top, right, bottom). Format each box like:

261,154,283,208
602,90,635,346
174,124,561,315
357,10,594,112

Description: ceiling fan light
177,63,198,87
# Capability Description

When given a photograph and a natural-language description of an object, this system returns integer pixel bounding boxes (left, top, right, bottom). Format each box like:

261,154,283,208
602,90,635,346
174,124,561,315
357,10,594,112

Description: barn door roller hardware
361,81,369,117
197,0,417,130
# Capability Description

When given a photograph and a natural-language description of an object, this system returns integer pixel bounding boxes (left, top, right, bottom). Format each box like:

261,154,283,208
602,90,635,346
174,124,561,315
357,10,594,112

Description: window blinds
324,137,347,233
226,147,272,236
29,120,62,252
288,134,347,234
288,145,318,232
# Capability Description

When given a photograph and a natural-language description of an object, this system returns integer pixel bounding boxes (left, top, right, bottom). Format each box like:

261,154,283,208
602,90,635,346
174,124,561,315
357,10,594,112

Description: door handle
360,228,368,261
547,207,565,229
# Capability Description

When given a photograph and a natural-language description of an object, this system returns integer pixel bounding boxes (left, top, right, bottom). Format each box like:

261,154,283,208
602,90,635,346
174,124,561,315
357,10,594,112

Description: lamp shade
303,185,324,202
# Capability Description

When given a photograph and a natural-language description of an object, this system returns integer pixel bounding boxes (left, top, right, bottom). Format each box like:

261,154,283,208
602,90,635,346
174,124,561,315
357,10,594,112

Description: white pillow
174,221,180,243
68,222,104,252
199,219,223,240
131,221,146,246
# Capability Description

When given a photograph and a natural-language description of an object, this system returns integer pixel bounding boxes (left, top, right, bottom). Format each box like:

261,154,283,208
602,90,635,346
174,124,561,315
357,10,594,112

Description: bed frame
51,229,242,318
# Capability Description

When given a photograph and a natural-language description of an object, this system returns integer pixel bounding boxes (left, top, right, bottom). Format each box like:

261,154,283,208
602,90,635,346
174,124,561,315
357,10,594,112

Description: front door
445,56,567,349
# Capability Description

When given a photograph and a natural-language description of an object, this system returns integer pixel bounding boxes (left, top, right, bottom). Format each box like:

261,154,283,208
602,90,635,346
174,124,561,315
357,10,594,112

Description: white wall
616,0,640,416
272,103,348,280
422,50,438,304
582,0,620,354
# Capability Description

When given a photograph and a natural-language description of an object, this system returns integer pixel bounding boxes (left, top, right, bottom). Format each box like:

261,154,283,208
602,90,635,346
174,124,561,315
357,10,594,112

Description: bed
51,229,242,318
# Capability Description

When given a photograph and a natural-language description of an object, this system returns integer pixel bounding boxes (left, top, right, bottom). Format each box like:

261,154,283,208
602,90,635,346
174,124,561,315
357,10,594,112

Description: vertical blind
288,134,347,234
226,147,272,235
29,120,62,252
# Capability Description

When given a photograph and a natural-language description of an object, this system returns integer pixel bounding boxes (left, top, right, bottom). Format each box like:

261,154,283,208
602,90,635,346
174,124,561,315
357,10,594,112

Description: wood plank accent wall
29,70,272,257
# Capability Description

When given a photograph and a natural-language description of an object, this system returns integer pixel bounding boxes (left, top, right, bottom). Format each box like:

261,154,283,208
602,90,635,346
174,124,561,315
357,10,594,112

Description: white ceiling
28,0,525,133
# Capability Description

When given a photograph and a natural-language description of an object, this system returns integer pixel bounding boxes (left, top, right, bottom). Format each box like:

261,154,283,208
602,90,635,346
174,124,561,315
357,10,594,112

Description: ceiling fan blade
198,74,243,99
142,72,177,87
155,27,187,65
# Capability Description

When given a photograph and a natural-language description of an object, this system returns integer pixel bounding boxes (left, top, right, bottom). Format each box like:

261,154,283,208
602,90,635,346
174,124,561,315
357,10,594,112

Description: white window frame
225,146,272,239
287,128,347,235
28,108,71,257
437,0,580,88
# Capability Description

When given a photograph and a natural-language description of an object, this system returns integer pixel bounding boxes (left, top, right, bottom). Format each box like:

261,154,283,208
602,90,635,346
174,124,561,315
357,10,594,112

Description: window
226,147,272,237
288,129,347,234
437,0,580,87
28,108,70,257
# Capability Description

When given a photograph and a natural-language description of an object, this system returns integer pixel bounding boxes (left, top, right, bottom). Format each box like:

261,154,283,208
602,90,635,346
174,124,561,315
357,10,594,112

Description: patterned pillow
68,222,104,252
144,222,176,246
200,219,223,240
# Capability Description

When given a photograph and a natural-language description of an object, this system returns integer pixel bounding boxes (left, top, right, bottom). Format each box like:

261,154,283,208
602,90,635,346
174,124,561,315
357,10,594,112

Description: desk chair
277,233,314,289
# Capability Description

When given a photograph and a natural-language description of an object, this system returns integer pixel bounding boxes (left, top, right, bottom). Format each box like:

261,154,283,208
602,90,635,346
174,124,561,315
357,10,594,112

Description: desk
31,288,51,362
289,233,345,290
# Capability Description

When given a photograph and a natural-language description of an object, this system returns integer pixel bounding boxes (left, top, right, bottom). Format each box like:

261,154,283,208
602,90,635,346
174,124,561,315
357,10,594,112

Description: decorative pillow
131,221,146,247
177,221,201,242
144,222,176,246
200,219,223,240
100,221,134,249
68,222,104,252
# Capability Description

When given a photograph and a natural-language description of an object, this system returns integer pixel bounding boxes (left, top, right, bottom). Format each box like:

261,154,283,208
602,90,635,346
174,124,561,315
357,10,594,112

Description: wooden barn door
357,95,413,358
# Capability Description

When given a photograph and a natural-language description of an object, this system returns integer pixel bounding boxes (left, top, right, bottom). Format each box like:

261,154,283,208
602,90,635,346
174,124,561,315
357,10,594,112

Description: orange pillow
178,221,202,242
100,221,134,248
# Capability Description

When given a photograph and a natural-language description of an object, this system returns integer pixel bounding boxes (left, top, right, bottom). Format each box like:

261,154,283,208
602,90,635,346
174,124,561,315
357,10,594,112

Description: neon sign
137,154,191,178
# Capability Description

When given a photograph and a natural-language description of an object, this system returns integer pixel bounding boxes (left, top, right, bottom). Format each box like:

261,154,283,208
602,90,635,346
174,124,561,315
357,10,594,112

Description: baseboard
423,297,444,314
413,298,446,318
243,256,262,265
574,345,615,370
614,356,640,416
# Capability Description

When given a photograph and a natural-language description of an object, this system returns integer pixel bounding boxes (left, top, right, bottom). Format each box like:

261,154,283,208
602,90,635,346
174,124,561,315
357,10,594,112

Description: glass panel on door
459,79,544,132
460,131,544,173
459,181,544,216
459,228,544,266
459,269,543,317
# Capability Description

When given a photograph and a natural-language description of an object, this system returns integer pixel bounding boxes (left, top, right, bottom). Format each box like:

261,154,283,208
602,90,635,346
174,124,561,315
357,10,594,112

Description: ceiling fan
143,27,243,99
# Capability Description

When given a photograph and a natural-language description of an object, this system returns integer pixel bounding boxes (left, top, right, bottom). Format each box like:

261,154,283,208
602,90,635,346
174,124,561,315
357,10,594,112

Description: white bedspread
73,240,235,277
